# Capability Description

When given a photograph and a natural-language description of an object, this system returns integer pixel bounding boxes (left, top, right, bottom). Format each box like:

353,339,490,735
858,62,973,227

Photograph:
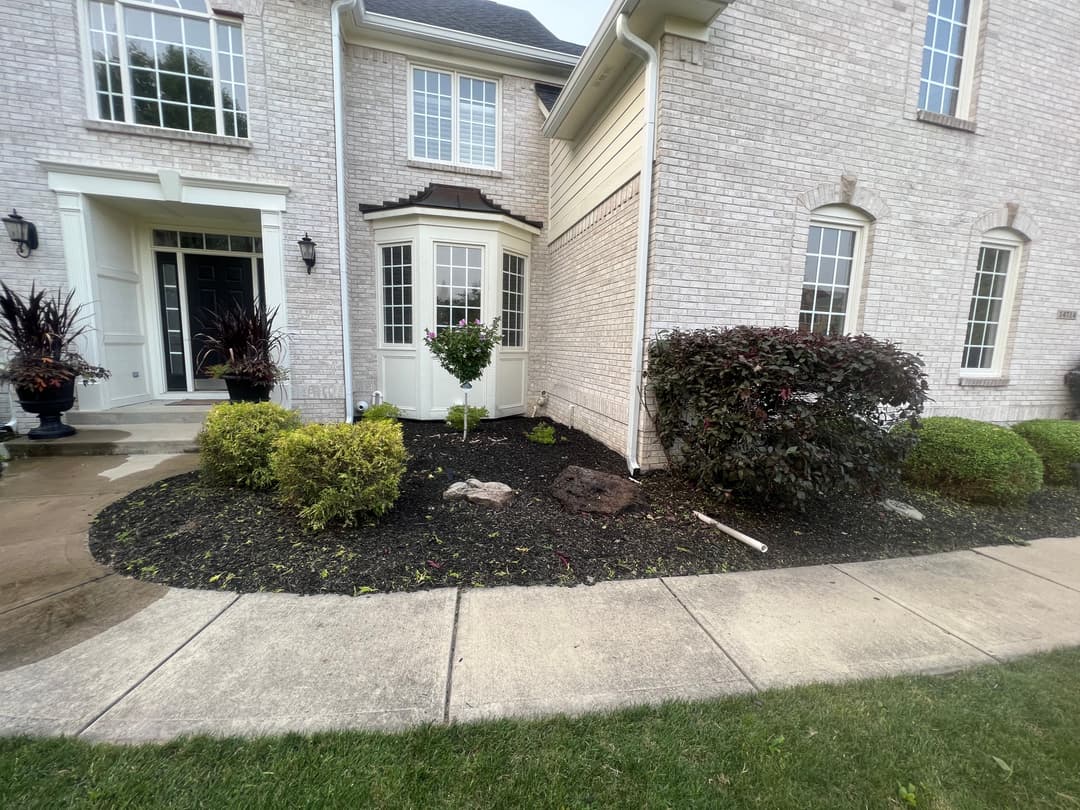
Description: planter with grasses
197,300,287,403
0,282,110,439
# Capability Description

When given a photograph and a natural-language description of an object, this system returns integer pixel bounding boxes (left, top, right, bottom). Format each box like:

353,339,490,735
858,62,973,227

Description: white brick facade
3,0,1075,472
647,0,1079,451
341,44,554,406
537,178,639,453
0,0,344,423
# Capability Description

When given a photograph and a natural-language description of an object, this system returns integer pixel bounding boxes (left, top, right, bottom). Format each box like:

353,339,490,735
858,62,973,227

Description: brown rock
550,465,647,515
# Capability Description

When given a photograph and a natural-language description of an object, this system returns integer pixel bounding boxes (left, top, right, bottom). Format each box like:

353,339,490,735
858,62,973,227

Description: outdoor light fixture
298,232,317,273
3,210,38,258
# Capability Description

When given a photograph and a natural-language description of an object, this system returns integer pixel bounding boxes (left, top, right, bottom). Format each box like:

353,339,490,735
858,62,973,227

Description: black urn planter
16,378,78,440
223,375,273,403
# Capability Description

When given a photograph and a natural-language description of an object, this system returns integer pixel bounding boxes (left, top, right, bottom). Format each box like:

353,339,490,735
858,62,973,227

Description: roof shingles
359,184,544,229
364,0,584,55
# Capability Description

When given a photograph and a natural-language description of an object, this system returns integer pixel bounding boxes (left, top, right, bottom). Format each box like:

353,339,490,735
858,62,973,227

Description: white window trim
376,240,416,349
500,250,528,352
917,0,984,120
959,228,1025,379
80,0,249,139
801,204,871,335
407,63,501,171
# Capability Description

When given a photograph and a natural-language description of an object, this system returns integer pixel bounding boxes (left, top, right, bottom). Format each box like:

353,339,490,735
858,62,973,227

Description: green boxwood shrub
197,401,301,490
1012,419,1080,485
526,423,556,445
270,421,407,531
901,416,1043,504
446,405,487,432
362,402,401,422
646,326,928,506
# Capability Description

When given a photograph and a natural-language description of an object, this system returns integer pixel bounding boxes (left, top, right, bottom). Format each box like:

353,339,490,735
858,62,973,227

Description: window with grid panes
434,244,482,333
501,252,525,347
411,67,497,168
86,0,248,137
381,244,413,345
961,241,1018,371
798,221,860,336
918,0,974,117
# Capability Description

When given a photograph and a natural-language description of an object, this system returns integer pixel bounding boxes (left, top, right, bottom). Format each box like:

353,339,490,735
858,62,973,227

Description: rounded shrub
362,402,401,422
446,404,487,432
1012,419,1080,485
901,416,1043,504
271,420,407,531
197,401,301,490
646,326,929,506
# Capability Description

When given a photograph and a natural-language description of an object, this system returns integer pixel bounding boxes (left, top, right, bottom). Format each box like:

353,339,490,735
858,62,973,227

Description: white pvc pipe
693,510,769,553
331,0,359,422
615,12,657,476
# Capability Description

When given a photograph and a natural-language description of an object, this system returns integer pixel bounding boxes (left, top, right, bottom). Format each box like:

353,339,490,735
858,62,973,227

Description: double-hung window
961,230,1023,374
85,0,249,137
798,206,870,336
918,0,981,119
411,67,498,169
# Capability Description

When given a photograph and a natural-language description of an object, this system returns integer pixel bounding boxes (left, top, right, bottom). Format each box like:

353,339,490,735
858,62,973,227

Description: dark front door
185,254,254,386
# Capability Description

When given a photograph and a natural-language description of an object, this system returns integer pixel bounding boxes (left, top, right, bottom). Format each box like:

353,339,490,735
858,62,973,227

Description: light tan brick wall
342,45,553,403
534,178,639,456
0,0,345,422
645,0,1080,467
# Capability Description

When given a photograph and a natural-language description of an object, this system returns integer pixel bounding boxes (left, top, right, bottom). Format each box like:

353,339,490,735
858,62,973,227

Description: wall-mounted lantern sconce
298,233,317,273
3,210,38,258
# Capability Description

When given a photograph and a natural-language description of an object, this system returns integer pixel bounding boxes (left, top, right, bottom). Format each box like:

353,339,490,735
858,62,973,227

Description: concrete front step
66,403,218,426
5,423,201,458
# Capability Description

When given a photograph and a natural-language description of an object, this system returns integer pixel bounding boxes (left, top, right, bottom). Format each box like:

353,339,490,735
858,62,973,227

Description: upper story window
411,67,498,169
961,229,1025,374
918,0,980,119
798,206,871,336
85,0,248,137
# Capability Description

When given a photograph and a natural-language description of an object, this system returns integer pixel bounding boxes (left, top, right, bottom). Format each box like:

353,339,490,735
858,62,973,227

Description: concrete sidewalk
2,456,1079,743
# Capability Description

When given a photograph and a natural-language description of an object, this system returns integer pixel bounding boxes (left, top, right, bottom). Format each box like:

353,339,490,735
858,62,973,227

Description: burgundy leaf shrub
646,326,929,507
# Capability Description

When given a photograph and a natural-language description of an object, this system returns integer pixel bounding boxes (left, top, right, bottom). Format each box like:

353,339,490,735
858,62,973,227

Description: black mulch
89,417,1080,596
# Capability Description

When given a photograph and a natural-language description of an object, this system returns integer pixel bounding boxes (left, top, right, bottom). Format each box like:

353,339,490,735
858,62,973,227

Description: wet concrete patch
0,575,166,671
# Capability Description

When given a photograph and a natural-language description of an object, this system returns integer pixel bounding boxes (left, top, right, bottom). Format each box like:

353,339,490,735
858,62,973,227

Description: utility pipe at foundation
694,510,769,553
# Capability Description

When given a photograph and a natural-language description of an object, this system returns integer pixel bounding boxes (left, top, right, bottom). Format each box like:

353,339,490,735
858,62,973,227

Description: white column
55,191,106,411
260,209,290,408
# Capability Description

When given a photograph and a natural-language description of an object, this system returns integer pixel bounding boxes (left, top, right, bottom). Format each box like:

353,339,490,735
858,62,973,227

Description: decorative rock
442,482,470,501
880,499,925,521
443,479,516,509
550,465,648,516
466,482,515,510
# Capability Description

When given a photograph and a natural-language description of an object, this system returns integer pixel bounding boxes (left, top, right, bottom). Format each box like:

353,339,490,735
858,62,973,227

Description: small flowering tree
424,318,500,439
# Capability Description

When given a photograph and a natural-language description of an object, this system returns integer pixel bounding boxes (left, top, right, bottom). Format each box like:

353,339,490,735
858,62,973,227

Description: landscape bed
89,417,1080,596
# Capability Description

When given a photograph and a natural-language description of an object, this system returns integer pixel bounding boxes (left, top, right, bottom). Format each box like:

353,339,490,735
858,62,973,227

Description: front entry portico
41,162,290,411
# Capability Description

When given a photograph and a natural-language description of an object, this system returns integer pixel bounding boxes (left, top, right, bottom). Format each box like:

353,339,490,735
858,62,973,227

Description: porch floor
5,400,214,458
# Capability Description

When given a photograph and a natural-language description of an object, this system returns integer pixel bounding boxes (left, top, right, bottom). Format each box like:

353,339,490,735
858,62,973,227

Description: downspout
615,13,657,475
332,0,358,421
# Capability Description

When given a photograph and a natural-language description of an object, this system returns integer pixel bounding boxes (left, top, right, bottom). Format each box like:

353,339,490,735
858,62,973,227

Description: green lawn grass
3,649,1080,809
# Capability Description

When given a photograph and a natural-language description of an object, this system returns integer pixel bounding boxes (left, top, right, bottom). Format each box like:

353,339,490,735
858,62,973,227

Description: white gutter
332,0,358,422
615,12,656,475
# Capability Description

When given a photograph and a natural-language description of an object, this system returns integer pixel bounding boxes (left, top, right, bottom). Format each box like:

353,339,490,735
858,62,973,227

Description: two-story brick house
2,0,1076,474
